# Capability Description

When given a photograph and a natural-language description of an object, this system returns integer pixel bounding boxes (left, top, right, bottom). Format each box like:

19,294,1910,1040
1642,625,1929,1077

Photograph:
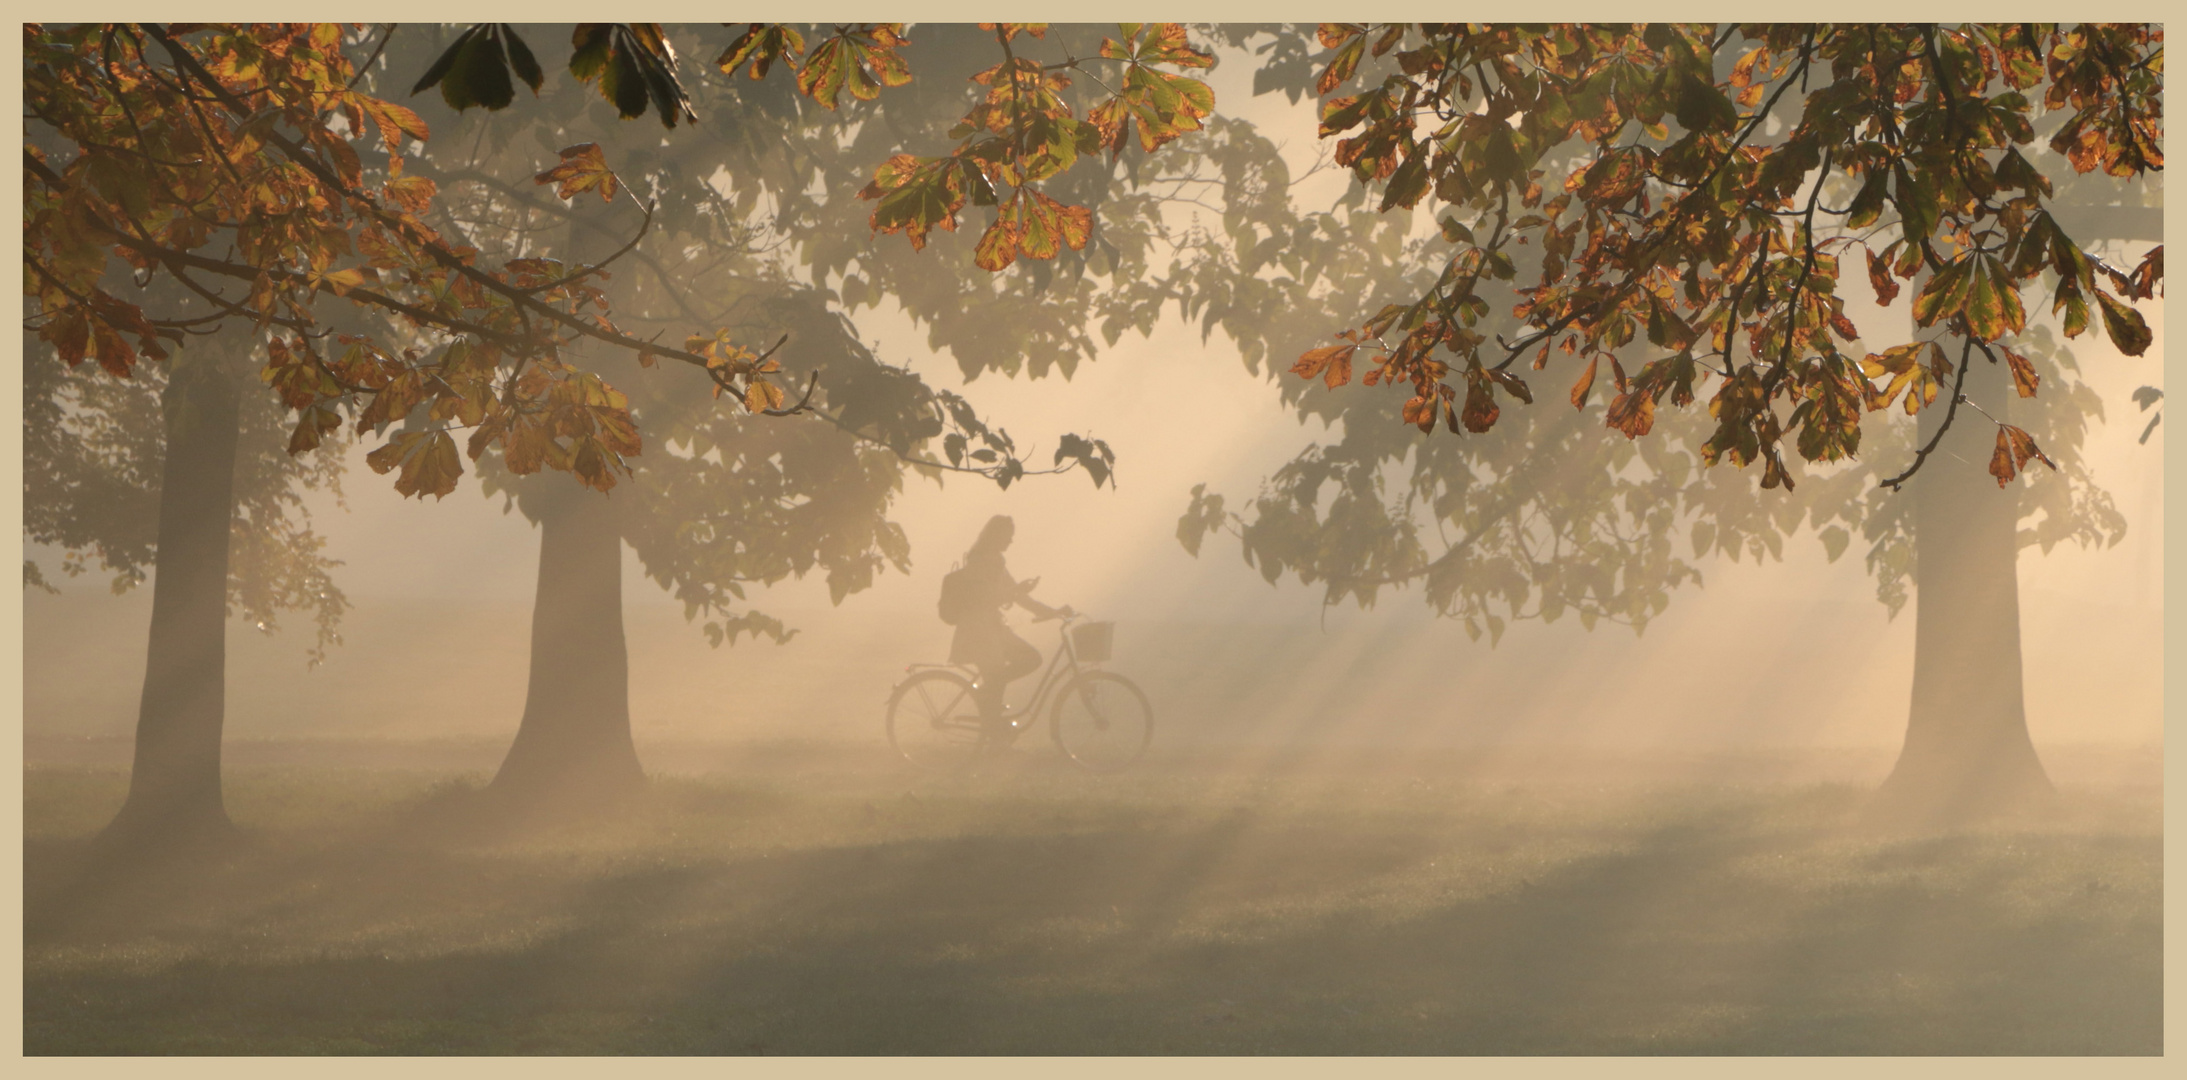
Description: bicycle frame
906,615,1096,731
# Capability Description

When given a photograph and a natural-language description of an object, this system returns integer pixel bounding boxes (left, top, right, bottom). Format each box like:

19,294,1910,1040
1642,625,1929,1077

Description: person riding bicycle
943,515,1069,730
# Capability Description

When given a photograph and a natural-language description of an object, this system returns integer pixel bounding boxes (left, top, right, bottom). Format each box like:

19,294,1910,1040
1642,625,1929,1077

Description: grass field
22,744,2163,1055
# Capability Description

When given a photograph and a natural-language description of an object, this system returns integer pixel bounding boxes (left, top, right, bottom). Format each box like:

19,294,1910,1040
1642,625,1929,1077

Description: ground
21,741,2163,1055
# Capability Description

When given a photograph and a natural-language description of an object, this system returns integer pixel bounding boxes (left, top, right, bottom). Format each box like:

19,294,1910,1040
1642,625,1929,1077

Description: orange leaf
1989,424,2056,487
2001,347,2040,398
1569,354,1599,409
1292,343,1358,388
534,143,619,203
386,174,436,215
1460,377,1499,432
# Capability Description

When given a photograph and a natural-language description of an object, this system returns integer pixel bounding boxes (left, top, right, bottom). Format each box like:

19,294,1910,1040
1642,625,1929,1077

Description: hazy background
22,309,2163,767
21,53,2163,779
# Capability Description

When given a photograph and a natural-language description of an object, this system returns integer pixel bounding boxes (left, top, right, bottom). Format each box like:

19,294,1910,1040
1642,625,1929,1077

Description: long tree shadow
23,780,2161,1055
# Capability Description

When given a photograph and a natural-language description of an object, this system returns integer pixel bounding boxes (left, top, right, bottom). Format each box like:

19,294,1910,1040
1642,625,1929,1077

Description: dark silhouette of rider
948,515,1066,727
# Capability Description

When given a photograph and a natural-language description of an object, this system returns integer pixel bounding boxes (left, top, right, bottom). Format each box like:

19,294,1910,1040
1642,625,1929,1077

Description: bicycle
885,612,1153,772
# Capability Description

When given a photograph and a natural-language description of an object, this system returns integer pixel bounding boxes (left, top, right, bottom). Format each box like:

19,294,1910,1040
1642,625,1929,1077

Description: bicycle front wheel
886,669,986,771
1049,671,1153,772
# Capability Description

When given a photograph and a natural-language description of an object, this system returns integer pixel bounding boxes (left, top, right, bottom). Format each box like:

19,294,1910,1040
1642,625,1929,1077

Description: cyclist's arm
1011,578,1067,621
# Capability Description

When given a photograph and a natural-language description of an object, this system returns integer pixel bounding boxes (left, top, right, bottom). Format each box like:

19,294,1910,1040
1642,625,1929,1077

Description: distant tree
24,327,349,661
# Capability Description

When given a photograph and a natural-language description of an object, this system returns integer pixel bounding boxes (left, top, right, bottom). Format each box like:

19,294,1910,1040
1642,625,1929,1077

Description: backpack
937,564,976,626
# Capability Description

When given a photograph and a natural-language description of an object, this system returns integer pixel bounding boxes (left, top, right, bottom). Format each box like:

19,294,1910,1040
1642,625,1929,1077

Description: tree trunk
486,477,647,805
1872,351,2053,828
103,343,244,847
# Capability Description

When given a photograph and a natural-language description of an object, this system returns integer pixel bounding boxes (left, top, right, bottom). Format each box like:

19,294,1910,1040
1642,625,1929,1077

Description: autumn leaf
1488,369,1533,405
1293,343,1359,389
1460,376,1499,433
355,96,431,153
1569,354,1600,409
535,143,619,203
1959,255,2025,341
366,429,464,499
969,185,1092,271
1097,61,1217,156
385,174,436,215
2094,289,2153,356
1401,394,1437,431
1319,34,1366,94
287,404,342,454
1794,364,1864,463
2125,245,2163,301
1867,248,1901,306
973,213,1020,272
1988,424,2056,487
1604,389,1656,438
304,266,374,297
800,25,911,110
2001,347,2040,397
1911,256,1974,329
744,378,786,413
1015,189,1092,261
716,23,807,81
1859,342,1941,415
860,154,967,252
1101,23,1213,70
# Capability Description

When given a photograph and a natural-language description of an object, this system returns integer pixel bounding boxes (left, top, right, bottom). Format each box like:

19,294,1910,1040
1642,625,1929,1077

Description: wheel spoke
1050,673,1152,771
888,671,985,770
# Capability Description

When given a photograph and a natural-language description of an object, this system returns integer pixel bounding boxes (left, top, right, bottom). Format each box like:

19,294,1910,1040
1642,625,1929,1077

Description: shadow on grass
24,772,2161,1055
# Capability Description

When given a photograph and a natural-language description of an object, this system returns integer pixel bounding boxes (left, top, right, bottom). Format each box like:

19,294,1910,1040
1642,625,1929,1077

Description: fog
24,31,2161,786
21,22,2164,1055
23,302,2162,779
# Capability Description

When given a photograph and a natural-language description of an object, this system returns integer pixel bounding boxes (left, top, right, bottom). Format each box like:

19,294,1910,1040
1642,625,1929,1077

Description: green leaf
1845,168,1890,229
860,154,967,252
2095,289,2153,356
413,24,515,111
502,26,543,91
570,24,695,127
1960,255,2024,340
1893,162,1938,242
1910,257,1973,329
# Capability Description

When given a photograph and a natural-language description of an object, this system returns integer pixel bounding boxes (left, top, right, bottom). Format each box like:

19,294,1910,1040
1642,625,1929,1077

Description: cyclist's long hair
965,514,1014,564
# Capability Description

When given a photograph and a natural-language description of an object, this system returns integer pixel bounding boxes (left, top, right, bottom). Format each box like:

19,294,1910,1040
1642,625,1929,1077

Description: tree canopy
1160,23,2158,636
23,22,1189,507
23,22,2163,645
1281,23,2160,484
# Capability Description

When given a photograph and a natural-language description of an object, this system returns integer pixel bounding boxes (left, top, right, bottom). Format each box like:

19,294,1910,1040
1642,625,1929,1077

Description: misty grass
23,752,2161,1055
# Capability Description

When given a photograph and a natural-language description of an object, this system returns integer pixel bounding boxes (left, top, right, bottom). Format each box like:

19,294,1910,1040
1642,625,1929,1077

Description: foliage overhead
1156,23,2153,636
22,23,1184,505
21,22,2161,649
1279,23,2161,491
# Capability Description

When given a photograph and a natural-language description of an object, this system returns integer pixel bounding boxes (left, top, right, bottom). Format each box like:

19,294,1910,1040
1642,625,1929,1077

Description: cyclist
943,515,1069,731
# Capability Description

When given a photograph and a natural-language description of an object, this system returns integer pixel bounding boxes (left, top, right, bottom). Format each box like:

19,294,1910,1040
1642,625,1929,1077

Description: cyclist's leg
974,630,1041,735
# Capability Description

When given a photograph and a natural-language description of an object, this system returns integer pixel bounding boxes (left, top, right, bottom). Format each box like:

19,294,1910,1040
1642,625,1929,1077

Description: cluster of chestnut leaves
1287,23,2160,492
25,23,1201,502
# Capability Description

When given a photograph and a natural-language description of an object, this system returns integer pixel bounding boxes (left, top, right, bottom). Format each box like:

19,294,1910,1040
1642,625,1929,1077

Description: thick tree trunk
103,344,244,847
1872,352,2053,827
486,478,646,805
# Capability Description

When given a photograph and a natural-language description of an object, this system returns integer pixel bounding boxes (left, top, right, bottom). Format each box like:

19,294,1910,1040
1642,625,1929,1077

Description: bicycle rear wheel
886,669,986,770
1049,671,1153,771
